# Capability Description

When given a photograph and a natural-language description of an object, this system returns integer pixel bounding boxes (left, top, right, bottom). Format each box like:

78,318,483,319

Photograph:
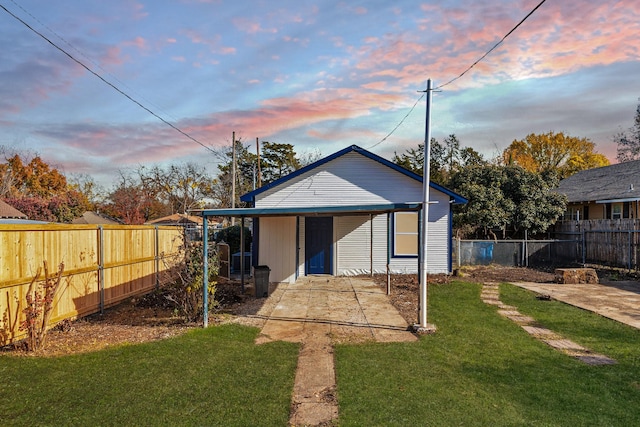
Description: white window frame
393,212,418,257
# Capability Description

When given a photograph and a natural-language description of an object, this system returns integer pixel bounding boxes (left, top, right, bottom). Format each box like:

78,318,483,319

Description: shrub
161,241,219,322
18,261,64,352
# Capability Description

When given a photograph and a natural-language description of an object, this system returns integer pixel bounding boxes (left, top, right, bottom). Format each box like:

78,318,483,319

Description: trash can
254,265,270,298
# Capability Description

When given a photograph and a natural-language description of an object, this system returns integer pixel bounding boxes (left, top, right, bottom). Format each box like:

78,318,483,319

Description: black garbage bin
254,265,270,298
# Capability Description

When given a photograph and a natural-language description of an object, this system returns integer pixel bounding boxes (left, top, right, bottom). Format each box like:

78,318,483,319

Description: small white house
198,145,466,284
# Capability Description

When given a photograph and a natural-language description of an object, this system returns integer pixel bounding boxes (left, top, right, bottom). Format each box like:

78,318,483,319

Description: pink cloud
348,1,640,92
353,7,367,15
123,36,147,50
100,46,127,67
232,17,278,34
181,29,236,55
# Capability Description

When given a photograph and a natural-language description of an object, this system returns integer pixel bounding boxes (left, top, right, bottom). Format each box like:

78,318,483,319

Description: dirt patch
2,267,557,357
369,266,558,325
1,280,250,357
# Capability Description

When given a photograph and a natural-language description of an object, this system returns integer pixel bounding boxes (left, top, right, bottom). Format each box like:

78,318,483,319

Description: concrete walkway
511,280,640,330
482,282,616,365
253,276,416,427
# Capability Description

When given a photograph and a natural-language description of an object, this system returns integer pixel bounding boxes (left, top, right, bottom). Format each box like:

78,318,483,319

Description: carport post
387,212,391,295
240,216,245,293
203,216,209,328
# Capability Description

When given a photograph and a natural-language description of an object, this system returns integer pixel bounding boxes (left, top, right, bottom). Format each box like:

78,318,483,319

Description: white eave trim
595,197,640,204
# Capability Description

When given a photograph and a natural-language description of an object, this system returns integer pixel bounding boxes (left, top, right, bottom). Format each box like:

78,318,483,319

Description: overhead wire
436,0,548,90
370,0,549,147
2,0,548,155
367,93,424,149
7,0,182,127
0,2,217,155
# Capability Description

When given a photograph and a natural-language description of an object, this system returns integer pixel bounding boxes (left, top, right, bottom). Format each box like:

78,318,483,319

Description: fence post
98,225,105,314
581,229,586,266
154,226,160,289
524,229,528,268
629,231,632,272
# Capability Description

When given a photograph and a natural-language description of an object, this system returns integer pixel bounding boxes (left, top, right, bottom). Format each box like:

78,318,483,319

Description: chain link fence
453,238,581,268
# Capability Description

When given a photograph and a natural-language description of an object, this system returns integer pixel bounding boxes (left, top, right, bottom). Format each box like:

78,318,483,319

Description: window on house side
394,212,418,256
612,203,622,219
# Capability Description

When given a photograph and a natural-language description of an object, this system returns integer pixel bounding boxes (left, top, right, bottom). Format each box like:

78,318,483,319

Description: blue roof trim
240,145,467,205
193,203,422,218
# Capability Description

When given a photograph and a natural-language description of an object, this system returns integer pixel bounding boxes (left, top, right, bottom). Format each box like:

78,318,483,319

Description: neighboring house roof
0,219,48,224
556,160,640,203
0,199,28,219
146,213,207,226
241,145,468,205
72,211,122,225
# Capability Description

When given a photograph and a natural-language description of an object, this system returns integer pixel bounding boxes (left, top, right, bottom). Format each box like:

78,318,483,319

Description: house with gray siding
230,145,466,284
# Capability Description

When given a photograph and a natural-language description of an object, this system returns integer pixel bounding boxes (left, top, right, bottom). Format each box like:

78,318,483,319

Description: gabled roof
72,211,122,225
241,144,467,204
0,199,27,219
146,213,217,226
556,160,640,203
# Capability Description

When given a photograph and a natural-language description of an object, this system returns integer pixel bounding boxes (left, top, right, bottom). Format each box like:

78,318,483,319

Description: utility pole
256,137,262,188
417,79,435,333
231,131,236,226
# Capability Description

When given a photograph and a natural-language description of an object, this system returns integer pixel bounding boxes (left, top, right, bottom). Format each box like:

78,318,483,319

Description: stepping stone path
481,283,616,366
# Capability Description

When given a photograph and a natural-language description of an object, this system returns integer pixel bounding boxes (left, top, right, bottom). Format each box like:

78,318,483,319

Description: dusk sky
1,0,639,188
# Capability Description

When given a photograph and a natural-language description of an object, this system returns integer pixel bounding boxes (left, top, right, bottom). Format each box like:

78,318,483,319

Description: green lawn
0,325,299,427
335,281,640,426
2,282,639,426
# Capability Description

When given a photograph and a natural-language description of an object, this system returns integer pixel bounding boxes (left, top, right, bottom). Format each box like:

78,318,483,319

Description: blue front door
305,217,332,275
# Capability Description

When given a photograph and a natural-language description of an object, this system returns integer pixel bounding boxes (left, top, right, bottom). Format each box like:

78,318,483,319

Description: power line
0,2,216,155
370,0,548,147
367,93,424,149
436,0,548,90
7,0,181,127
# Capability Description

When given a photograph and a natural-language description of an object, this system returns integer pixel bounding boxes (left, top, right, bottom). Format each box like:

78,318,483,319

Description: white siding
255,152,423,208
258,217,297,283
335,216,372,275
254,150,455,278
334,206,450,275
388,190,451,274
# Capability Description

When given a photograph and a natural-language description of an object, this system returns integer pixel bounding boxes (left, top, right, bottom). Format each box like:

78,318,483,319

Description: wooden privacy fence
0,224,183,346
554,219,640,271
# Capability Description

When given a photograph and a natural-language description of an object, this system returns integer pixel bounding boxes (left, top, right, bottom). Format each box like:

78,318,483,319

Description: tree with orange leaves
1,152,89,222
502,131,609,179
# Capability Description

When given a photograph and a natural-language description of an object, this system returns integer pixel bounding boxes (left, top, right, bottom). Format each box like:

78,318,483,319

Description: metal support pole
203,216,209,328
240,217,245,293
370,213,374,277
418,79,433,329
386,212,391,295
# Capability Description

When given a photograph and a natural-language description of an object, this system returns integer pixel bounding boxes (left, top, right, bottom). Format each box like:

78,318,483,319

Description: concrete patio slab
511,280,640,330
256,276,417,345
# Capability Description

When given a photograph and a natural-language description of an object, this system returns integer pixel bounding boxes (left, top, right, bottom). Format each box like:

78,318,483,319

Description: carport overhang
192,203,423,327
192,202,422,218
